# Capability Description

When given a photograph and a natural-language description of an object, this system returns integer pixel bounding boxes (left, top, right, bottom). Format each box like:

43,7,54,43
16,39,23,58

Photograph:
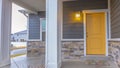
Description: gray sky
12,3,27,34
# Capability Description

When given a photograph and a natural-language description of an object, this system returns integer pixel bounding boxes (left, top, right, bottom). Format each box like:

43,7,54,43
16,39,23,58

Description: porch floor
0,55,45,68
0,55,118,68
62,61,117,68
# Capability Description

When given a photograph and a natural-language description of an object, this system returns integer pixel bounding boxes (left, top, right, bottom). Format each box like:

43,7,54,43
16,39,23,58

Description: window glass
41,18,46,32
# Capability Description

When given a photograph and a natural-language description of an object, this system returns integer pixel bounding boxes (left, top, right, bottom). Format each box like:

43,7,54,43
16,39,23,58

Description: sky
11,3,27,34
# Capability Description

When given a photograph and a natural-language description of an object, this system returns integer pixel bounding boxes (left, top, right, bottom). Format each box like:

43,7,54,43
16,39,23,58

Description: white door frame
83,9,109,56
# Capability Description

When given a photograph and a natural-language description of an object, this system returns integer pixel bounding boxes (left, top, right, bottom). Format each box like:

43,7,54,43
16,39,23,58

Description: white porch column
46,0,62,68
0,0,12,67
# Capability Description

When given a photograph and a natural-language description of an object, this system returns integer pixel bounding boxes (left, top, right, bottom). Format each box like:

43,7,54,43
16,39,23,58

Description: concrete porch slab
0,55,118,68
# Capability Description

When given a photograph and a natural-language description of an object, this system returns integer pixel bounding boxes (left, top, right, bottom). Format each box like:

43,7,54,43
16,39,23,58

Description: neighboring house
1,0,120,68
11,30,27,42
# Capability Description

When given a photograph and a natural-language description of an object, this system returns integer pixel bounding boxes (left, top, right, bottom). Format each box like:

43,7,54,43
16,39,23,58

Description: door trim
83,9,109,56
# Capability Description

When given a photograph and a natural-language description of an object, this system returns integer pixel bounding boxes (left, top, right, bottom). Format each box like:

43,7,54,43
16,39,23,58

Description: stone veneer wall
109,41,120,68
62,41,84,61
27,41,120,64
27,41,45,57
27,41,84,61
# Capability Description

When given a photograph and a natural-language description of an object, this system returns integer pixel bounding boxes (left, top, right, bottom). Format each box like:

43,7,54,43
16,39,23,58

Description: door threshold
80,55,111,61
81,55,109,58
86,55,106,57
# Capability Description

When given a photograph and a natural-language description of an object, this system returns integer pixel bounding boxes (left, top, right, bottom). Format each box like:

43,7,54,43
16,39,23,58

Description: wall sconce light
75,12,81,18
74,11,83,22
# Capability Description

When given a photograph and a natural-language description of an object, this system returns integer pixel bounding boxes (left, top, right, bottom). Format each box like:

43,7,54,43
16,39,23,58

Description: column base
0,59,10,67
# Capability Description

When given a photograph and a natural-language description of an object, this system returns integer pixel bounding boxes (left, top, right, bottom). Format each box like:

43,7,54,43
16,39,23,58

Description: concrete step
80,55,111,61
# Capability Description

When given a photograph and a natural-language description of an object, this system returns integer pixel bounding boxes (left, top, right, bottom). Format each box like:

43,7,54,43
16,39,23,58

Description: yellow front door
86,12,106,55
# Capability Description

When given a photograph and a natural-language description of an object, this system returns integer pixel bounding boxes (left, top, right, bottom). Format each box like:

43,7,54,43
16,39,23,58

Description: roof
13,30,27,34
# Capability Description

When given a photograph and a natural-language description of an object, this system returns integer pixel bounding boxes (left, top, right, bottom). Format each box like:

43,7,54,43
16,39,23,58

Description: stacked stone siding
27,40,120,67
27,41,45,57
27,41,84,61
109,41,120,68
62,41,84,61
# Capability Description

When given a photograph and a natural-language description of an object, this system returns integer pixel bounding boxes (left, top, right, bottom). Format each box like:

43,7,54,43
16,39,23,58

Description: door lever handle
86,32,88,37
86,35,88,37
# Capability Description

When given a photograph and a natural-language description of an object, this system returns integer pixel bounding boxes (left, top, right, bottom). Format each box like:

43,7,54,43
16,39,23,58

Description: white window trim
83,9,109,56
108,38,120,41
40,18,43,41
61,39,84,41
108,0,111,39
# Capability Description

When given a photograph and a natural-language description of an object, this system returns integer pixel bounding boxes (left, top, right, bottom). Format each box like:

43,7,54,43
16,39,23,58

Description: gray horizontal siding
29,14,40,39
63,23,84,39
63,0,108,39
64,0,108,10
111,0,120,38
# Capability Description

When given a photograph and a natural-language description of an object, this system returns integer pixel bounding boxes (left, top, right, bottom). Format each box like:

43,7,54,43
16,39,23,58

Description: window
40,18,46,41
40,18,46,32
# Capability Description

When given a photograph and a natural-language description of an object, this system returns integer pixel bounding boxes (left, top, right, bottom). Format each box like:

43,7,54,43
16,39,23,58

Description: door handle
86,32,88,35
86,32,88,37
86,35,88,37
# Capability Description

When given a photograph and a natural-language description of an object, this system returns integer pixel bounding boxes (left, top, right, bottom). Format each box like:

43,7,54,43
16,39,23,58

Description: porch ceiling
12,0,45,12
12,0,75,12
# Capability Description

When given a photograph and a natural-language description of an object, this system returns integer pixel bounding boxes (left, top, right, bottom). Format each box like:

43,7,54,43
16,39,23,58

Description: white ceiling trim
62,0,76,1
12,0,37,12
12,0,76,12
